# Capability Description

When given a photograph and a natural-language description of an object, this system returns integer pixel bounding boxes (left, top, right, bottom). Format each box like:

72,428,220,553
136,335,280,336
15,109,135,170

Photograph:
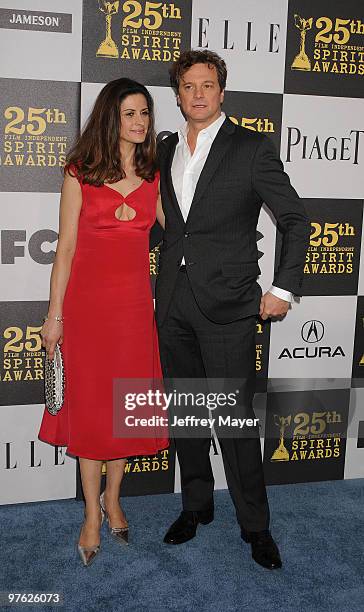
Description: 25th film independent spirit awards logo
0,302,47,406
222,90,283,152
76,448,175,499
352,296,364,385
285,1,364,97
302,199,363,295
82,0,192,84
263,388,349,485
0,79,80,192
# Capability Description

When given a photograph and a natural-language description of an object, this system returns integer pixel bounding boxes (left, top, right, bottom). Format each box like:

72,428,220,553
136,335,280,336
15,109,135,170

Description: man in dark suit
155,50,310,570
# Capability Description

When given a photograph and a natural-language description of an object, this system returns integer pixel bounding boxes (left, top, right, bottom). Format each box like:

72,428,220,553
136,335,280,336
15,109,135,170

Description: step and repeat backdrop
0,0,363,504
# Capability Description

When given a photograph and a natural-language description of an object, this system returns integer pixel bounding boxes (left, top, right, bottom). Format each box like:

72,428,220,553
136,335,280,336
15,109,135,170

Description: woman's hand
41,319,63,360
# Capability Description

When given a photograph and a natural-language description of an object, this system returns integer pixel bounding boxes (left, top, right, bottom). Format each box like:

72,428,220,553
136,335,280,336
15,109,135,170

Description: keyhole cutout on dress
114,202,137,222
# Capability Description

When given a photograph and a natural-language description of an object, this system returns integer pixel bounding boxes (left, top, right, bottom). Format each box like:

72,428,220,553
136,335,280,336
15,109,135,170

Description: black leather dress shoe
163,509,214,545
241,528,282,569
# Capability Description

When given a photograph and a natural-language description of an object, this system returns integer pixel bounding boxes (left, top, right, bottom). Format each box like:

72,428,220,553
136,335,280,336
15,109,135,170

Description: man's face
177,63,224,126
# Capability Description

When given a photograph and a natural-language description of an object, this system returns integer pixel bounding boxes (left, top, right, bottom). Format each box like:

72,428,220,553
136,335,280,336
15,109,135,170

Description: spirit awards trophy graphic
96,0,120,58
291,15,313,71
271,415,292,462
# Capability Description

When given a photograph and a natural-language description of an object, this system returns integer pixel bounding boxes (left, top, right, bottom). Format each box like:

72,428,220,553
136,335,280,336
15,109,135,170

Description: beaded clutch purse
45,343,65,415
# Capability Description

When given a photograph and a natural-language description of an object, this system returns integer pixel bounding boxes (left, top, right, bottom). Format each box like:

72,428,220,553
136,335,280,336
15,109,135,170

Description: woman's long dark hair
66,78,157,185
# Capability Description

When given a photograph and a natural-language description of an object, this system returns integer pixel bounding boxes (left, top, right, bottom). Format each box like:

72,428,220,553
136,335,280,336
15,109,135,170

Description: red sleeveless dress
38,169,169,460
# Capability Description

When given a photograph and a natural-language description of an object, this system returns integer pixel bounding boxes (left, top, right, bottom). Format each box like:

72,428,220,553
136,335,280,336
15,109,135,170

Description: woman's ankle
84,506,103,521
103,489,121,506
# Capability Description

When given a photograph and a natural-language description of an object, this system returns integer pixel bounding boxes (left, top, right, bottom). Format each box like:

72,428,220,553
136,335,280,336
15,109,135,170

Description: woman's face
119,93,150,145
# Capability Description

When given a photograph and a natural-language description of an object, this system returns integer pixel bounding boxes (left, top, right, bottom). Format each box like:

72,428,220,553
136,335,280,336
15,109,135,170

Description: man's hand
259,291,290,321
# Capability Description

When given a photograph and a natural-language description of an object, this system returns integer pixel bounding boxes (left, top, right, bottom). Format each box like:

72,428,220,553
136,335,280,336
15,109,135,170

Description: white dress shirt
171,112,292,302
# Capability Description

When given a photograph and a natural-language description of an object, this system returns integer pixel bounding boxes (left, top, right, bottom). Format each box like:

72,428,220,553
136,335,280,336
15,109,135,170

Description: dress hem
38,435,170,461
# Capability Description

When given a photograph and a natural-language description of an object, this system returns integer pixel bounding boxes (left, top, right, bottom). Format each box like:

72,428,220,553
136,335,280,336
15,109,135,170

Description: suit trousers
157,267,270,532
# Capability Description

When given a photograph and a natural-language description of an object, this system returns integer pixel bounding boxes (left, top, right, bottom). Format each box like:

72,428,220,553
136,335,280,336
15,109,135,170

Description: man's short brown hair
169,50,227,94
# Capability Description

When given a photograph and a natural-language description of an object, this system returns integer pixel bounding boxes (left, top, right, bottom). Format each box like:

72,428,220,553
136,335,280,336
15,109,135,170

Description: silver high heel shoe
77,506,105,567
100,490,129,545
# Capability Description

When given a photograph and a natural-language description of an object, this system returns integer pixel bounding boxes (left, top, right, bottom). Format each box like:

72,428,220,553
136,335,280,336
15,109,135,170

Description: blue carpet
1,480,363,612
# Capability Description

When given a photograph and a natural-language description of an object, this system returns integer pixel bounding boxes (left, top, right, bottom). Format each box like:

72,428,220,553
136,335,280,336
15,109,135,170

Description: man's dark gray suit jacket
154,117,310,326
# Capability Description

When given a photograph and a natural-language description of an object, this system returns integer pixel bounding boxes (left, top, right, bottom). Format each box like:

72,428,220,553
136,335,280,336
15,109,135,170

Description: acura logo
278,319,344,360
301,320,324,343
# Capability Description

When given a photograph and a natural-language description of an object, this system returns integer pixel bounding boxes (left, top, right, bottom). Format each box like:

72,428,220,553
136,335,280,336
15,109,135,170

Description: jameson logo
305,221,355,276
229,115,275,134
1,106,68,169
291,13,364,76
270,410,343,462
96,0,182,62
0,9,72,33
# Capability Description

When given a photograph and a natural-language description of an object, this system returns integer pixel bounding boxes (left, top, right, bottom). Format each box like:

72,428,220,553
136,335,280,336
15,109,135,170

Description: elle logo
197,18,281,53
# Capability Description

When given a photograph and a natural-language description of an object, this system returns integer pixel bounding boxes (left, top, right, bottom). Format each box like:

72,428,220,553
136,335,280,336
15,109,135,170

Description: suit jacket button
184,232,190,238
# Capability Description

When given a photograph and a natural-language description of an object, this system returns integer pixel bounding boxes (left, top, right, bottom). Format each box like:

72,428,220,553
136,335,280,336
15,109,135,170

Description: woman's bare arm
156,180,165,229
41,172,82,358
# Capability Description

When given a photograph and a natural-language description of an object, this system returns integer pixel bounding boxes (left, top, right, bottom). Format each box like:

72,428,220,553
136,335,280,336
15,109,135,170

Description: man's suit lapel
164,134,185,226
186,118,235,226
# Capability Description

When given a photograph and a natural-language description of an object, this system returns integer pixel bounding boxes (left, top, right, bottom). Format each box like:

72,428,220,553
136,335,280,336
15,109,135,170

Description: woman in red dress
38,78,168,566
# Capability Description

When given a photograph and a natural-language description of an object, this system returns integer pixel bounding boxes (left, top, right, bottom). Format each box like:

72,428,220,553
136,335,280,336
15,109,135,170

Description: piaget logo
291,13,364,76
305,221,355,276
285,128,363,165
271,410,342,462
1,323,43,382
1,106,67,169
96,0,182,62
